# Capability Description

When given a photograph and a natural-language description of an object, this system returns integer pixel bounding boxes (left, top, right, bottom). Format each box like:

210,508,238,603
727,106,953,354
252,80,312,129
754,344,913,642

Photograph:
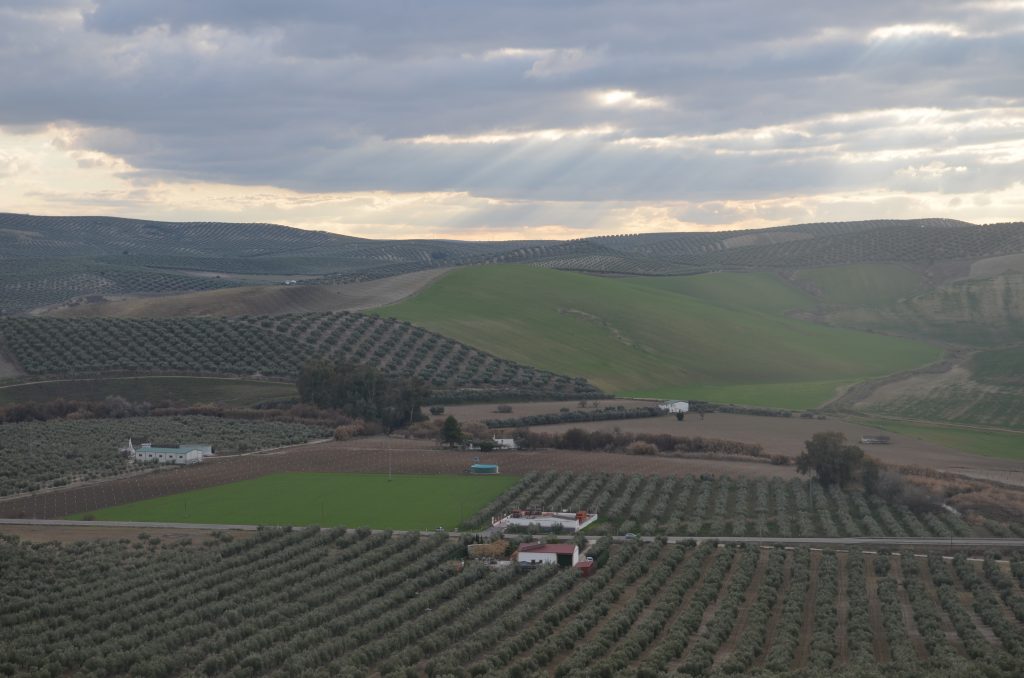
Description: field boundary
5,519,1024,549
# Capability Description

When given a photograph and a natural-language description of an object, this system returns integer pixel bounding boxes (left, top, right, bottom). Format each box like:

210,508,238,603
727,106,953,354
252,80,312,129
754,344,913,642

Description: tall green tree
795,431,864,488
441,415,463,448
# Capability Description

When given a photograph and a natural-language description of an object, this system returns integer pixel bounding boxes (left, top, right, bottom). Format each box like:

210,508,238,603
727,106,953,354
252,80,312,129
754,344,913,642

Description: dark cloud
0,0,1022,208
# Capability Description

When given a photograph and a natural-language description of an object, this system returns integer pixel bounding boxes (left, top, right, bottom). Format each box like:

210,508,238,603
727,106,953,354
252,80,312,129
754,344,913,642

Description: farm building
495,509,599,533
492,436,517,450
859,435,891,445
469,463,500,475
574,559,597,577
515,542,580,568
658,400,689,414
124,439,207,465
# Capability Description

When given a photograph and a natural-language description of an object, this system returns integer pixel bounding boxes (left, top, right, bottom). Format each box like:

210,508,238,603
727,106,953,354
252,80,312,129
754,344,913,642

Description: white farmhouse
658,400,689,414
125,439,207,465
515,543,580,567
492,436,517,450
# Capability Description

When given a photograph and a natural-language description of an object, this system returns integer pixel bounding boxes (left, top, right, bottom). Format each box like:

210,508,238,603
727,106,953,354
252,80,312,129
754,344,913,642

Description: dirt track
0,436,796,520
48,268,449,318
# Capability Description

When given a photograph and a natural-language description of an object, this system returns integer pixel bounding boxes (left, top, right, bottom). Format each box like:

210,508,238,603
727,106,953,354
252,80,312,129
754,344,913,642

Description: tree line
298,359,429,431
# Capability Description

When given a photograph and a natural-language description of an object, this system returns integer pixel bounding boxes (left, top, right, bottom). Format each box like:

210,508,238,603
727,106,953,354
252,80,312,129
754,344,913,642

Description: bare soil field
0,436,797,520
527,411,1024,483
0,346,23,380
48,268,449,318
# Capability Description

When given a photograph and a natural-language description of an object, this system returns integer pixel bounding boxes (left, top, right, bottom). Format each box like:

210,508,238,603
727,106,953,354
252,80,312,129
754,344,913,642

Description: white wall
516,551,558,565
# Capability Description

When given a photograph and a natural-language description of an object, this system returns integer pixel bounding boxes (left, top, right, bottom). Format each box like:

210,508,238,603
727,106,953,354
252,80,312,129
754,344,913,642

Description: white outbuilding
658,400,689,414
492,436,517,450
515,543,580,567
125,439,207,465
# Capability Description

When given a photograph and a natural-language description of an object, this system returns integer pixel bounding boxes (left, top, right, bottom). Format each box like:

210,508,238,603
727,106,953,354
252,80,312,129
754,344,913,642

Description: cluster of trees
298,359,428,431
483,405,661,429
796,432,944,514
519,427,765,457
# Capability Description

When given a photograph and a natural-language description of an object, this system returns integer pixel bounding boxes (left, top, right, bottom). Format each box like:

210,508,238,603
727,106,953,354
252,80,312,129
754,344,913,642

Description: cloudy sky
1,1,1022,239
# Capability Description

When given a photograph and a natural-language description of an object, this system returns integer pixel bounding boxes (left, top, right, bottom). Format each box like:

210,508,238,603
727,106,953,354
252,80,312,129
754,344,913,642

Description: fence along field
3,529,1024,677
0,313,601,400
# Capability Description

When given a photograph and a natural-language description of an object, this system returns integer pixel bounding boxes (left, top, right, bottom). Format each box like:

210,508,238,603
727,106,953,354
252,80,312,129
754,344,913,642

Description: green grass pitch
74,472,520,530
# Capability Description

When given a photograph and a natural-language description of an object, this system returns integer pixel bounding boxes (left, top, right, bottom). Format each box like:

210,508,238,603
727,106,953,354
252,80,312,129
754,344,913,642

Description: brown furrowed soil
633,546,720,667
713,548,770,668
48,268,449,318
864,556,892,663
892,557,930,659
836,551,849,664
668,550,746,671
755,550,794,667
0,345,23,380
792,550,821,669
549,543,672,672
0,437,797,520
916,556,966,654
526,410,1024,483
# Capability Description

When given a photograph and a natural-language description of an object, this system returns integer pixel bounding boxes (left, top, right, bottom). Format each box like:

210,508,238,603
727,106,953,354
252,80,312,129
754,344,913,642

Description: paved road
4,518,1024,549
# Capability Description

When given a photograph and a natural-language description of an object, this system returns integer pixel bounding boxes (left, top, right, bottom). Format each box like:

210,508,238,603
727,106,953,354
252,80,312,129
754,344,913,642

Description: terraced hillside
377,266,941,408
3,530,1024,677
0,313,600,400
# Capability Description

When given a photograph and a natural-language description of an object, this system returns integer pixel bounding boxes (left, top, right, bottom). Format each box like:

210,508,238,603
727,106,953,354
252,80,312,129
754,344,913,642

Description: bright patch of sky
0,1,1021,237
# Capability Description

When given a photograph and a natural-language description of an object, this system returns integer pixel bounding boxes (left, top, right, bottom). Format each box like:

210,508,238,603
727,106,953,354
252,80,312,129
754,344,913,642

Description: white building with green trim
124,440,209,465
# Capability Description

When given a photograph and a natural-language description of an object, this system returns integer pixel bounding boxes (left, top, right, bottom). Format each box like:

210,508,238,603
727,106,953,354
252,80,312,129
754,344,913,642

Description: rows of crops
0,267,241,315
0,314,601,398
3,529,1023,676
466,471,985,537
0,416,332,496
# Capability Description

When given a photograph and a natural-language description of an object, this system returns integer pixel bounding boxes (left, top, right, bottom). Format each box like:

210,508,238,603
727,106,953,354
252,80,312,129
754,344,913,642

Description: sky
1,1,1022,240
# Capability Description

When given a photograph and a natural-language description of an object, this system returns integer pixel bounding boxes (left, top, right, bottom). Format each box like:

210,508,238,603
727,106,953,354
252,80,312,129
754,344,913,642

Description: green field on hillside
0,376,296,406
75,473,518,529
857,418,1024,460
970,346,1024,386
792,264,925,307
829,273,1024,346
376,266,940,409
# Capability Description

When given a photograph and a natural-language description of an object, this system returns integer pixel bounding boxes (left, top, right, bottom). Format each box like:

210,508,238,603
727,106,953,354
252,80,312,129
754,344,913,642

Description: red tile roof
518,542,578,555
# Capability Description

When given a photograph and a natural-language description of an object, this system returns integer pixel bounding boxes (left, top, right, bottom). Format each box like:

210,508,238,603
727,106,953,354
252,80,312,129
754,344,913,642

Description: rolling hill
5,212,1024,316
0,312,602,401
375,266,941,409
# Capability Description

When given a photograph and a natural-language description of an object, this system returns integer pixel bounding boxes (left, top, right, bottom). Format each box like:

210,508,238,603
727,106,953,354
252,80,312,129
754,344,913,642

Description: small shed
659,400,689,414
470,463,500,475
492,436,517,450
516,542,580,567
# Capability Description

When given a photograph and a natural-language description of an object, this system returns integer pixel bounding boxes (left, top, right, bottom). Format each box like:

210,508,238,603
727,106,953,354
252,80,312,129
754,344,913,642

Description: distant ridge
2,212,1022,314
